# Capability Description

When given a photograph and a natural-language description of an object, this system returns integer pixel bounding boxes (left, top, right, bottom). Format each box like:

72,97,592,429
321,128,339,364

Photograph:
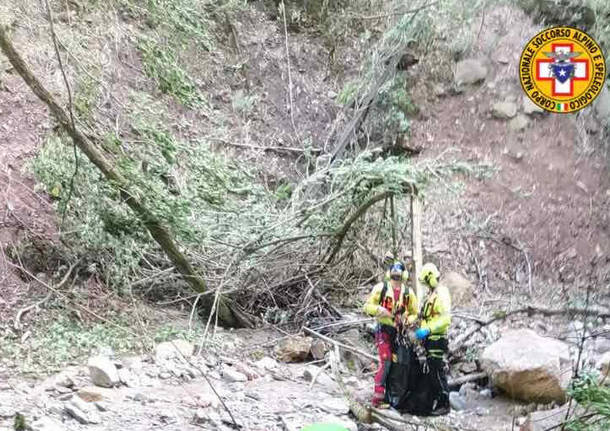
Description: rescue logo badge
519,26,605,114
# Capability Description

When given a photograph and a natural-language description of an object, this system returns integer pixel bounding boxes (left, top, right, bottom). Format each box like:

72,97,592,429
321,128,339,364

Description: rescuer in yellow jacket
363,261,418,407
413,262,451,415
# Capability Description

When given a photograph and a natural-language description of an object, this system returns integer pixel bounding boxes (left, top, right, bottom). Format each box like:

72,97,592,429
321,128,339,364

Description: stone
492,101,518,119
442,272,474,307
509,114,529,132
310,339,328,360
594,86,610,126
319,397,350,415
118,368,139,387
222,365,248,382
87,356,119,388
29,417,68,431
597,351,610,382
53,372,75,388
64,396,102,424
523,95,544,115
254,357,278,371
481,329,572,403
479,388,492,398
455,59,487,86
449,391,466,411
275,336,313,362
77,386,114,402
594,337,610,354
155,339,194,362
521,405,569,431
303,365,338,391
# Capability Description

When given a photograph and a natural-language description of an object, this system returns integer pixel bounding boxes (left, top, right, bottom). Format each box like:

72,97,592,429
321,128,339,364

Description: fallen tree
0,24,248,328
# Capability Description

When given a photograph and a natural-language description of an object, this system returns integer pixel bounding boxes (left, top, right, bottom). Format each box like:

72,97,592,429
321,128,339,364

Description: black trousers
424,338,449,411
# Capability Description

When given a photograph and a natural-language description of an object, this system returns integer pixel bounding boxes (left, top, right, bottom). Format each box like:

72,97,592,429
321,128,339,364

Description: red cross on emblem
536,43,588,97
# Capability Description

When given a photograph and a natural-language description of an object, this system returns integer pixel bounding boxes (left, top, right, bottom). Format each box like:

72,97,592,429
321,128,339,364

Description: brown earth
410,6,610,300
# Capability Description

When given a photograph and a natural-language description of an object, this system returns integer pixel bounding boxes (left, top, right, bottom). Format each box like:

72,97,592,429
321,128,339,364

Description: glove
415,328,430,340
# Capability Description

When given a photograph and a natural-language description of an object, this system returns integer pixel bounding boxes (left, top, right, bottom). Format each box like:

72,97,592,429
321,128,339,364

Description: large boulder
481,329,572,403
275,336,313,362
455,59,487,86
442,271,474,307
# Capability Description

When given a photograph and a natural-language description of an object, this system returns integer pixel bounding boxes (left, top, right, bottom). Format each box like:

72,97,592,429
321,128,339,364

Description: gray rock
87,356,119,388
479,388,493,398
0,406,16,418
222,365,248,382
594,87,610,125
310,340,328,360
449,391,466,411
155,339,194,362
30,417,68,431
481,329,572,403
523,95,544,115
118,368,139,387
254,357,278,372
302,365,338,391
65,396,102,424
53,372,75,389
492,101,518,119
594,337,610,354
509,114,530,132
455,59,487,85
319,397,350,415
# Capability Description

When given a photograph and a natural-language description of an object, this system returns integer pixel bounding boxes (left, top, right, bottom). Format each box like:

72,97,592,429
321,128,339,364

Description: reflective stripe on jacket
420,283,451,338
363,282,419,327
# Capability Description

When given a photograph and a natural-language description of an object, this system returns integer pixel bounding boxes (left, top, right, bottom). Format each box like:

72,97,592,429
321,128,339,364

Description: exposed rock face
481,329,572,403
87,356,119,388
275,336,313,362
455,59,488,86
442,271,474,307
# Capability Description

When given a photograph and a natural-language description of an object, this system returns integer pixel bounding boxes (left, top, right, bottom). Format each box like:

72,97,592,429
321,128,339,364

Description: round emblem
519,26,606,114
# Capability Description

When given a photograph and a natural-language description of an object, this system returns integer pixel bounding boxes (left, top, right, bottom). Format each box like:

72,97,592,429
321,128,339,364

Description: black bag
401,338,449,416
384,339,412,409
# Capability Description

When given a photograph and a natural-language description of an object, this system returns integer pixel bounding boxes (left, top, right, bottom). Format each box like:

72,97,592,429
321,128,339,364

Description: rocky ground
1,311,609,431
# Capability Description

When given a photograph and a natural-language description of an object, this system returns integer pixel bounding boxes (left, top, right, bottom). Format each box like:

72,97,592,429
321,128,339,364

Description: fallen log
0,25,248,328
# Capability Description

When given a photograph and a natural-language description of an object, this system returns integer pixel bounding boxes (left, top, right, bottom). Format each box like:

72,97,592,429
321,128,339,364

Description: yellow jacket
420,283,451,338
363,282,419,327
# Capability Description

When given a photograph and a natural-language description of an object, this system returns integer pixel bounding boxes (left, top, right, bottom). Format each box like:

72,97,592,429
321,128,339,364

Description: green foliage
231,90,259,117
13,414,26,431
139,39,204,107
565,372,610,431
74,75,100,123
0,314,142,373
337,81,360,106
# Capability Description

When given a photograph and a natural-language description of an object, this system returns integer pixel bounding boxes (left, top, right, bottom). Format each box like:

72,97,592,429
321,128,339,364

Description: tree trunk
410,192,423,304
0,25,246,327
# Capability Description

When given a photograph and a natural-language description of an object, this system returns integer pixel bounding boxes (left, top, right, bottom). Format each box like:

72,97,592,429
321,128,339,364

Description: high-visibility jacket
363,282,419,327
419,283,451,339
